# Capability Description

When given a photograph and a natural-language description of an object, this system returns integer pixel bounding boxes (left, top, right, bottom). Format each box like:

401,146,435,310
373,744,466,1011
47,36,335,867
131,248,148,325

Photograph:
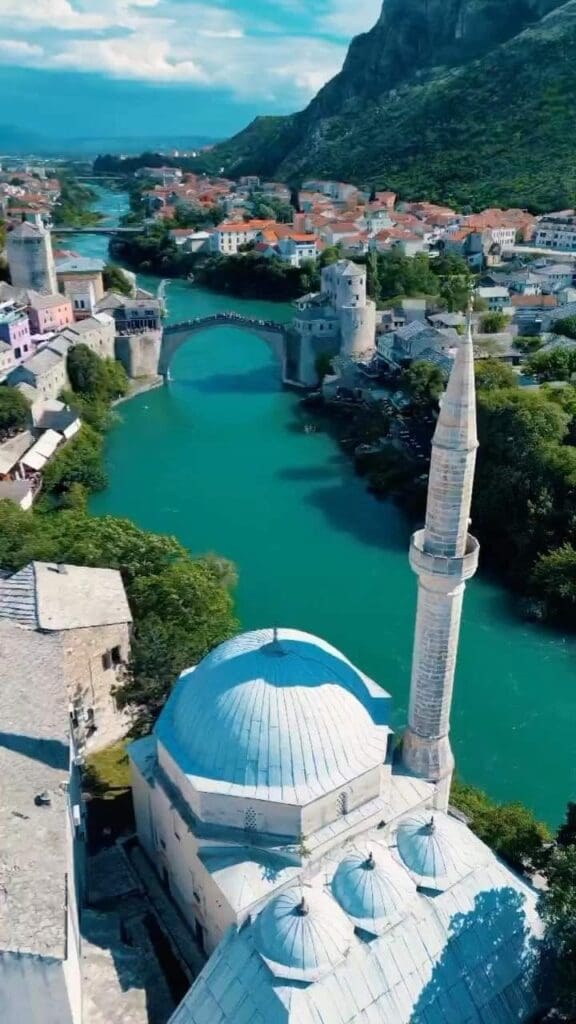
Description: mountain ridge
197,0,576,211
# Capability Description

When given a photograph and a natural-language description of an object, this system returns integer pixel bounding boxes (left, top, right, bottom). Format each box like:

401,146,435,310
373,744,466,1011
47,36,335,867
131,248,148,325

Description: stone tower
402,320,480,810
7,216,57,294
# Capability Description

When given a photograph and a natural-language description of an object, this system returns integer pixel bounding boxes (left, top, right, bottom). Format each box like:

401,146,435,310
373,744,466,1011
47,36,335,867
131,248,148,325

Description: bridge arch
158,313,286,378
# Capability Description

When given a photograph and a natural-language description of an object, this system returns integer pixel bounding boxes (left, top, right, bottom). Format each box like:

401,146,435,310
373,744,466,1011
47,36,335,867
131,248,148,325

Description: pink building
28,292,74,335
0,302,32,364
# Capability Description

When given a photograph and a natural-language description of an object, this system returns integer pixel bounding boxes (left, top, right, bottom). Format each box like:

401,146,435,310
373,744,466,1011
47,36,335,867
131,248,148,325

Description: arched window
337,791,348,816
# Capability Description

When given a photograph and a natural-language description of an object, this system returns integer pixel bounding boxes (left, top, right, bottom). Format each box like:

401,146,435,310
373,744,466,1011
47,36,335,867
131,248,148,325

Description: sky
0,0,382,143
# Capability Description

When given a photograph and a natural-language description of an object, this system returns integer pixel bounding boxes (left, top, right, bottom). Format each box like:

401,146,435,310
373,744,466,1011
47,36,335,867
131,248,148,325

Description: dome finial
423,815,436,835
296,895,309,916
365,851,376,870
264,626,286,656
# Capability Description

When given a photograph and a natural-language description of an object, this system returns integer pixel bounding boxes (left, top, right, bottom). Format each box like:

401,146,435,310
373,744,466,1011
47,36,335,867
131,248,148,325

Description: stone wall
115,331,162,379
62,622,131,751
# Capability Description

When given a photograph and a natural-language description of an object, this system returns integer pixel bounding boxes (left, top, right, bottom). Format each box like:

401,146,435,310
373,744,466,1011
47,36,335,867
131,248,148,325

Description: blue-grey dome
156,628,390,803
396,813,464,887
332,841,415,935
254,886,352,982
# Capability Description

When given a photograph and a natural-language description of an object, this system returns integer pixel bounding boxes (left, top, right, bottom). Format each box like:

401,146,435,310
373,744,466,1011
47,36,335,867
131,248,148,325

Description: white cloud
0,0,356,104
318,0,382,37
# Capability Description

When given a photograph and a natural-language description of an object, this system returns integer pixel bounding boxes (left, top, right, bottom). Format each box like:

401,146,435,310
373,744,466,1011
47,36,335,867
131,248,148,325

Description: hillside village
2,159,576,505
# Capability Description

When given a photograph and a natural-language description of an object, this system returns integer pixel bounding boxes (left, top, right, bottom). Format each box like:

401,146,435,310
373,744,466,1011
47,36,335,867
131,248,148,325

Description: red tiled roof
511,294,558,307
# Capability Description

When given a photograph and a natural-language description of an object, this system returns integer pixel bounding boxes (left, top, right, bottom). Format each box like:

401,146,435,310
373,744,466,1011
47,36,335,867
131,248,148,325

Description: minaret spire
402,310,480,810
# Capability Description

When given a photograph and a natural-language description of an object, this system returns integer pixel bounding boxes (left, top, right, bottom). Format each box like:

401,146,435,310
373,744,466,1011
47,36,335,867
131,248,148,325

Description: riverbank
67,185,576,827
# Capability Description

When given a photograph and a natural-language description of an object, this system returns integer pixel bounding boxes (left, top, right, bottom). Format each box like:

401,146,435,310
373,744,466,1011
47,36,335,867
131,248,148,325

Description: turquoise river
68,186,576,825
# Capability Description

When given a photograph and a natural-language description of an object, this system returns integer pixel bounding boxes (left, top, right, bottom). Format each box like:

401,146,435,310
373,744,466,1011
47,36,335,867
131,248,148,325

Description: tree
402,360,446,409
557,802,576,848
531,545,576,621
67,344,105,396
0,386,30,432
539,845,576,1018
451,778,550,871
480,311,509,333
475,358,517,391
66,344,128,401
103,263,133,297
552,316,576,341
525,347,576,383
42,426,107,496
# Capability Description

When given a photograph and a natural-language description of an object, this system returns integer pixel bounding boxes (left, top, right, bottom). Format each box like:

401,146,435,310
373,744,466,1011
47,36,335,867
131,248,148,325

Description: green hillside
196,0,576,211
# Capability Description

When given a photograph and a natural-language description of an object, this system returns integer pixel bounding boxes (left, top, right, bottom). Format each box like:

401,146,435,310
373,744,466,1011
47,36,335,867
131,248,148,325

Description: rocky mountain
200,0,576,210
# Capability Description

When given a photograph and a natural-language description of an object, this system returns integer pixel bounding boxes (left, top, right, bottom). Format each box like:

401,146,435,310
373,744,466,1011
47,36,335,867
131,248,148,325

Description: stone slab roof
0,620,70,958
0,562,132,631
0,430,34,476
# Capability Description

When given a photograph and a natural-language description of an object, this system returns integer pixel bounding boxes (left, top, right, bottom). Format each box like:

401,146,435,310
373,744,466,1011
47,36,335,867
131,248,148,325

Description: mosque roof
155,628,391,804
254,886,353,983
395,812,473,890
331,840,416,935
167,812,542,1024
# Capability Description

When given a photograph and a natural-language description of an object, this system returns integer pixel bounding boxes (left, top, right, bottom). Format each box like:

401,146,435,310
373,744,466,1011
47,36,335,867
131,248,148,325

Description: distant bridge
159,312,286,377
54,226,139,235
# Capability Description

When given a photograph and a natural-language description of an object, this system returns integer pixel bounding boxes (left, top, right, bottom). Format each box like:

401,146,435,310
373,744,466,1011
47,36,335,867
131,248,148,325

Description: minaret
402,316,480,810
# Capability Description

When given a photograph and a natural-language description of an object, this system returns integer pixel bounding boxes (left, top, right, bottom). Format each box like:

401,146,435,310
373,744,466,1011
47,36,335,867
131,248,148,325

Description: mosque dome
331,841,416,935
396,812,465,888
254,886,353,982
156,628,390,802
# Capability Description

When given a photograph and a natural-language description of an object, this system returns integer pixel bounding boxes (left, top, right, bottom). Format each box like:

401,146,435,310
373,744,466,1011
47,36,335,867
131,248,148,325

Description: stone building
129,324,543,1023
0,561,132,751
95,291,163,378
6,216,58,294
289,260,376,385
0,619,85,1024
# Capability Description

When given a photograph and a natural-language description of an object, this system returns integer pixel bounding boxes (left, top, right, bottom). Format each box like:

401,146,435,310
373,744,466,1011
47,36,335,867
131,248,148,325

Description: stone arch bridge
158,312,287,377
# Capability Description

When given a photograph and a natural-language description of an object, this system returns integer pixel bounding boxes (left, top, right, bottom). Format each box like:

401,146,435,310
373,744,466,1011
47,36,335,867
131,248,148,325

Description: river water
66,185,576,825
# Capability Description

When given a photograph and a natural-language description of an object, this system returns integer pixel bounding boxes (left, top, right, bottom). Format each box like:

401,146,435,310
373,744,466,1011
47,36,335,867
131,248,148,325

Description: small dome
156,628,389,802
254,887,353,982
396,813,463,887
332,841,415,935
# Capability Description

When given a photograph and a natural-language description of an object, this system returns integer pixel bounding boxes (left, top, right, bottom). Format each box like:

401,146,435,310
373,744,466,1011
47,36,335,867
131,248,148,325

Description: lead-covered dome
156,628,390,803
332,841,415,936
396,812,470,889
254,886,353,982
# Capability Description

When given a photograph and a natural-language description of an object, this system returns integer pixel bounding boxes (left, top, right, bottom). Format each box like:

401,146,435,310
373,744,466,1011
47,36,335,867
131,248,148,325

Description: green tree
103,263,133,296
0,386,30,431
531,544,576,621
402,360,446,409
475,358,517,391
67,344,104,396
557,802,576,848
451,778,550,871
525,346,576,382
42,425,107,496
539,845,576,1018
552,316,576,341
480,311,509,333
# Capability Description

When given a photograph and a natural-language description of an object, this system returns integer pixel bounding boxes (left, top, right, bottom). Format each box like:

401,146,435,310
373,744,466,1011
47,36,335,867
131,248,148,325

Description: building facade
0,302,32,363
6,216,58,294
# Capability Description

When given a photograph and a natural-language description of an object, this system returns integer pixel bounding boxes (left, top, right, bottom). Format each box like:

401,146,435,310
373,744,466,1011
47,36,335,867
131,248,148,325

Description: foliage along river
69,185,576,825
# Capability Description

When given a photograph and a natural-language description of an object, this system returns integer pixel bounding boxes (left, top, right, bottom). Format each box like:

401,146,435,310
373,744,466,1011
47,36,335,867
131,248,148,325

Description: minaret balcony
409,530,479,582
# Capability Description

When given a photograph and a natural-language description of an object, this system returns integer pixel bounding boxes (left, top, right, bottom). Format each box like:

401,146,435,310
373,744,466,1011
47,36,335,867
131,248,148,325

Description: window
337,791,348,816
14,347,21,359
101,650,113,671
244,807,257,831
111,645,122,667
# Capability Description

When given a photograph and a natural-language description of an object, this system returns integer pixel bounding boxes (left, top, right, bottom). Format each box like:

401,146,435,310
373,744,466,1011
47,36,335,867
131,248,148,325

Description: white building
6,216,57,294
209,220,273,255
129,326,542,1024
476,285,512,312
534,215,576,251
